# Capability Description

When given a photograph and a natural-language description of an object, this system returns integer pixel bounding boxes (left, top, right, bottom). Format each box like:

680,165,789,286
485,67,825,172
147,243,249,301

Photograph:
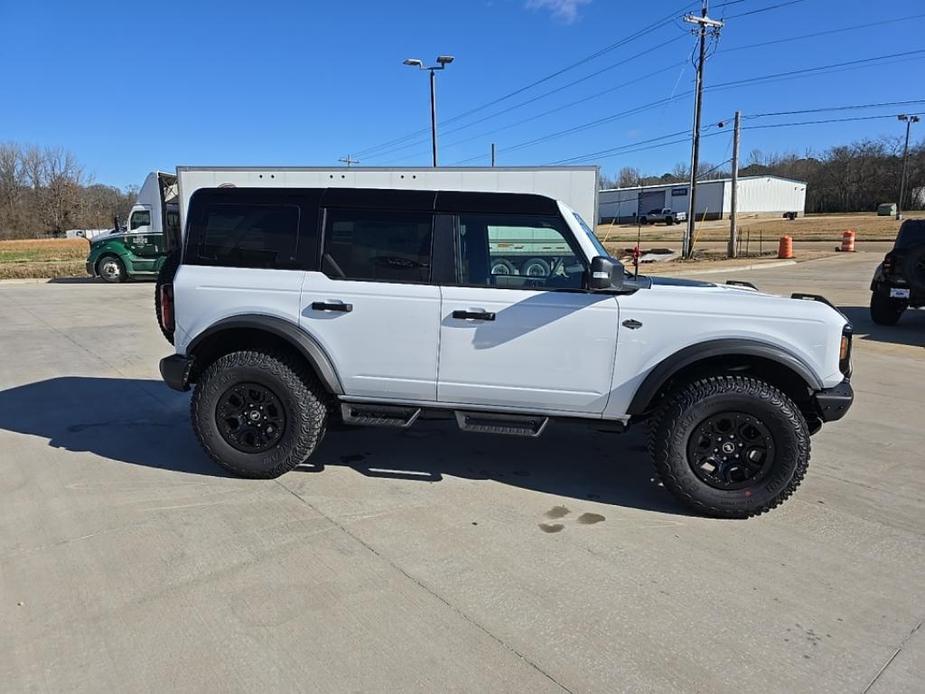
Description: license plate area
889,287,911,299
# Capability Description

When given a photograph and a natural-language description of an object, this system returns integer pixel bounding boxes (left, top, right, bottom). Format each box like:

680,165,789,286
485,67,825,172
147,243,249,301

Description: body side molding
627,338,823,416
186,314,344,394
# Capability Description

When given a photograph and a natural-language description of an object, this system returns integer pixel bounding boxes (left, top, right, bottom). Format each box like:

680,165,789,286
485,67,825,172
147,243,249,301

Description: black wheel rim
215,382,286,454
686,411,775,490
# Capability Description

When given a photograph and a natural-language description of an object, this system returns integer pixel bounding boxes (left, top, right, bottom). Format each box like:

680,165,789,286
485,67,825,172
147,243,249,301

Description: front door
437,211,619,414
300,206,441,402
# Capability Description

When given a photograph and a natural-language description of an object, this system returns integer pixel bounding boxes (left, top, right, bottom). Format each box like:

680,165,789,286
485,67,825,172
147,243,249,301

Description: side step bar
454,411,549,438
341,403,421,428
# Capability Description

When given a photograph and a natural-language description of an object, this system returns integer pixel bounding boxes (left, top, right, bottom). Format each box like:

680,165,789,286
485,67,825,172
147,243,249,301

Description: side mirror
589,255,625,291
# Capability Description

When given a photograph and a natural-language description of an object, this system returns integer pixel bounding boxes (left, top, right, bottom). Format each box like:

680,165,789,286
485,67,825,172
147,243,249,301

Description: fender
627,338,823,416
186,314,344,395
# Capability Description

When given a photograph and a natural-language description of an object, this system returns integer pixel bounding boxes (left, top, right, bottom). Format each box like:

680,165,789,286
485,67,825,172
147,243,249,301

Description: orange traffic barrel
841,230,856,252
778,236,793,259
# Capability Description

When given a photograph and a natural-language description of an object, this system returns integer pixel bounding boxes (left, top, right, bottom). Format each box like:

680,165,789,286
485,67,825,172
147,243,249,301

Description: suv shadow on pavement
0,377,687,515
838,306,925,348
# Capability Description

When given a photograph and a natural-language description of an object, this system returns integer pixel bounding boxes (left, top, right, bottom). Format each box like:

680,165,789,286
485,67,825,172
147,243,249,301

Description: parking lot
0,252,922,693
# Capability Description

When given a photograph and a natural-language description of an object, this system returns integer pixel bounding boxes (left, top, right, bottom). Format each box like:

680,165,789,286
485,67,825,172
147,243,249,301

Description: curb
0,277,54,285
668,260,798,276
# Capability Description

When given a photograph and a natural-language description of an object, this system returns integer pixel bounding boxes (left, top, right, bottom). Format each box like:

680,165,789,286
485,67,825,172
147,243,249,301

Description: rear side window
322,209,433,283
185,188,315,270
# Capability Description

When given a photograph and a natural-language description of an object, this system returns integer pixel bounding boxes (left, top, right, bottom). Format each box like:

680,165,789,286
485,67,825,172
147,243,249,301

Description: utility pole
897,114,920,220
682,1,724,258
491,143,496,167
338,155,359,167
727,111,741,258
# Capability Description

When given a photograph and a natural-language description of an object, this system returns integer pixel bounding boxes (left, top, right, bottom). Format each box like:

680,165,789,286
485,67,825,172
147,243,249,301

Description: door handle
311,301,353,313
452,309,495,321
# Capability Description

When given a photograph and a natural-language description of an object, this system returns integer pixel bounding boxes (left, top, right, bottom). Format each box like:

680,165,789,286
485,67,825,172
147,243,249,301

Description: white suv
158,186,853,518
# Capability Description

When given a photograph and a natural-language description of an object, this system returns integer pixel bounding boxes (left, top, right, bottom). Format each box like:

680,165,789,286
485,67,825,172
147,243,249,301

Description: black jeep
870,219,925,325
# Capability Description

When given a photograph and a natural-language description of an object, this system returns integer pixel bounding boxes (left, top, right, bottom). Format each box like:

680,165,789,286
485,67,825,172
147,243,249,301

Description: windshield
572,212,608,257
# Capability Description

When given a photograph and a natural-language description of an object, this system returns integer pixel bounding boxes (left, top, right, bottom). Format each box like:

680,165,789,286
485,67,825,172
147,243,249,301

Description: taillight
882,252,895,274
839,325,852,376
159,284,174,331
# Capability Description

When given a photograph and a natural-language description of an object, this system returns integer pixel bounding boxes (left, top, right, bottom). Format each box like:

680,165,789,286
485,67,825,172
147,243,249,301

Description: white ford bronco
158,185,854,518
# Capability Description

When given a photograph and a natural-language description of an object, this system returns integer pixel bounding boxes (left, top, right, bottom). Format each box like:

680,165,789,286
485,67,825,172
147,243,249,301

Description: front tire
97,255,126,283
649,376,810,519
870,290,905,326
192,350,327,478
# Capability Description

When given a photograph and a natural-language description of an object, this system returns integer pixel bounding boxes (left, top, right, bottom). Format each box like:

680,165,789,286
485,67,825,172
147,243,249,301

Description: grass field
0,238,89,279
595,210,925,245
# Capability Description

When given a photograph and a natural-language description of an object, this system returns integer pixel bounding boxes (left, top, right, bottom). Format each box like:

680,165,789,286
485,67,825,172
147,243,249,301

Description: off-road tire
648,375,810,519
97,255,126,283
154,252,180,344
192,350,327,478
870,289,905,326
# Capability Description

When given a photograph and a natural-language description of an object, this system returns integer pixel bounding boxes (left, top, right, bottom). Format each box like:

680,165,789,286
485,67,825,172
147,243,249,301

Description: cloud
525,0,592,24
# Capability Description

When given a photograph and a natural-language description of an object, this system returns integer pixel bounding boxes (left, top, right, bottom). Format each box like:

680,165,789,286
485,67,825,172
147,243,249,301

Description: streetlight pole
403,56,455,167
897,114,920,220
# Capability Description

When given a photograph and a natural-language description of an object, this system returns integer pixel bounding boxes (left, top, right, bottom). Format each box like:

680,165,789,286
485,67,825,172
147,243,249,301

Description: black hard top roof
195,186,560,217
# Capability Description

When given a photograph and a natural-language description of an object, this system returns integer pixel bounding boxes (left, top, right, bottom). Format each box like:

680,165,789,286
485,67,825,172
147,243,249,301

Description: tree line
602,136,925,214
0,143,137,240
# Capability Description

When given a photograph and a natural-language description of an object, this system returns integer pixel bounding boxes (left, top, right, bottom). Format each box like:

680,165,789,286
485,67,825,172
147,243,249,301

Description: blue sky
1,0,923,188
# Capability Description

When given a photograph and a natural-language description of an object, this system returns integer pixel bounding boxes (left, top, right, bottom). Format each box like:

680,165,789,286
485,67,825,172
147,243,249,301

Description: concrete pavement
0,257,922,693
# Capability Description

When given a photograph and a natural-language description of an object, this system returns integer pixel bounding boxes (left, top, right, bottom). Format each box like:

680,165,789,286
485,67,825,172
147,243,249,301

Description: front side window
456,213,586,290
322,209,433,283
130,210,150,230
198,203,300,269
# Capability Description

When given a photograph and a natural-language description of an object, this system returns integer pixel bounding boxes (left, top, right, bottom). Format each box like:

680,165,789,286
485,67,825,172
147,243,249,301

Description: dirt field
0,238,89,279
596,211,925,245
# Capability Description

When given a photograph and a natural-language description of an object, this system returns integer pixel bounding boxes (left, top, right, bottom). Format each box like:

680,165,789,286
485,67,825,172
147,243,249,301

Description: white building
598,175,807,223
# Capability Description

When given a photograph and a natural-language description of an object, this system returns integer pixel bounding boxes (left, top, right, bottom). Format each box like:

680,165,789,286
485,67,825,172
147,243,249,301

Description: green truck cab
86,172,178,282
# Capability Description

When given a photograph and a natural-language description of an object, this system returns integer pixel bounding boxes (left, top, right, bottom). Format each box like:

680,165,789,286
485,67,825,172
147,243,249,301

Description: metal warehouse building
598,175,807,223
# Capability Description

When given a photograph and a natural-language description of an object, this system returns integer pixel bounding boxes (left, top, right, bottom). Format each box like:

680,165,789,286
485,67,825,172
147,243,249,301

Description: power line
443,49,925,166
725,0,805,19
362,38,689,163
741,112,925,130
721,12,925,53
744,99,925,119
351,2,698,158
376,14,925,165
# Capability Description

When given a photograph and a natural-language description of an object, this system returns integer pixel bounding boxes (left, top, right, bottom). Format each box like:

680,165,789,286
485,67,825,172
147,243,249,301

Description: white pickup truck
157,174,854,519
639,208,687,225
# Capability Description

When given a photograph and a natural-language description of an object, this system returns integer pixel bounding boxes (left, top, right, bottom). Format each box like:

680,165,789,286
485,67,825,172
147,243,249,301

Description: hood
644,274,847,326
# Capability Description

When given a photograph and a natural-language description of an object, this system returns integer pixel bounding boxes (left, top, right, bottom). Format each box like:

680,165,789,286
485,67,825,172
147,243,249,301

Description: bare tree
616,166,642,188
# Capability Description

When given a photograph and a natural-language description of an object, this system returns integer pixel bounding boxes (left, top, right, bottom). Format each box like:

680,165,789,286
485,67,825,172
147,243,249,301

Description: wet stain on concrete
545,505,570,519
576,512,606,525
538,523,564,534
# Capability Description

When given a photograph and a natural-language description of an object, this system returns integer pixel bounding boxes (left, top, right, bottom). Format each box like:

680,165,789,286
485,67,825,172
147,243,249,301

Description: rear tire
870,290,905,326
97,255,126,283
192,350,327,478
649,375,810,519
155,252,180,344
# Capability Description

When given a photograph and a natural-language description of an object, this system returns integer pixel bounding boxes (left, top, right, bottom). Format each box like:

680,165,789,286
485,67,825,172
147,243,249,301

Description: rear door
437,210,618,414
299,191,441,401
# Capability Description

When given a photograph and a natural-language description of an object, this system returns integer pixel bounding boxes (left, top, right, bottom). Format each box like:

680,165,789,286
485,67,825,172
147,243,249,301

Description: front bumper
813,379,853,422
159,354,193,391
